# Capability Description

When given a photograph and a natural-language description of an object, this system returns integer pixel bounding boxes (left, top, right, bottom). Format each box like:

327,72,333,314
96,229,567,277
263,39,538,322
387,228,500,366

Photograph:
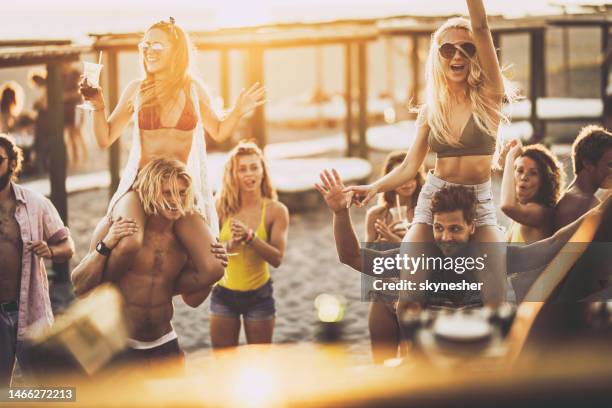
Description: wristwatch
96,240,112,256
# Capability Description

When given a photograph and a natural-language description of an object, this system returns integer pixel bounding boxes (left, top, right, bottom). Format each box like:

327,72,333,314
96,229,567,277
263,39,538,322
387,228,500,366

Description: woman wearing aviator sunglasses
79,18,265,289
345,1,517,308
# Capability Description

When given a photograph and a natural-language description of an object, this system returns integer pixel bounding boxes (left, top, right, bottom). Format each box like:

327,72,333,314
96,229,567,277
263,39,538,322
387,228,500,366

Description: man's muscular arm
173,242,228,307
71,217,138,296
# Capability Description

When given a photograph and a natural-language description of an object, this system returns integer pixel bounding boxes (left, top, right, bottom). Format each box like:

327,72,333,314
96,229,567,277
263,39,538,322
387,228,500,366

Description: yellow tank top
218,200,270,291
507,222,526,244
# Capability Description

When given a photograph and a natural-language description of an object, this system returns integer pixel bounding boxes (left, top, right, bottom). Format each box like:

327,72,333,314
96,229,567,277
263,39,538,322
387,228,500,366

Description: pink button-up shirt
11,183,70,340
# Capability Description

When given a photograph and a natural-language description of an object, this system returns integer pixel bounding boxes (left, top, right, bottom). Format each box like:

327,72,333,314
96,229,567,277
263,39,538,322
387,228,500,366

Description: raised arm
315,169,363,271
230,202,289,268
80,78,140,149
344,109,430,206
466,0,504,95
500,144,550,227
195,81,265,143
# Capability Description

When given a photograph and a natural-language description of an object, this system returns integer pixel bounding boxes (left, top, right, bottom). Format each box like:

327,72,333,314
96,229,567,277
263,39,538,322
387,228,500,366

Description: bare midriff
434,155,493,184
139,128,194,169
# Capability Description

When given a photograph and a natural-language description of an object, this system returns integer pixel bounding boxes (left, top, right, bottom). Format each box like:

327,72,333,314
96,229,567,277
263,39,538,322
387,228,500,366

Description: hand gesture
103,217,138,250
315,169,352,213
210,239,229,268
78,75,104,105
498,139,522,168
374,219,403,243
230,219,249,242
26,240,53,259
342,183,379,208
506,140,523,162
235,82,266,117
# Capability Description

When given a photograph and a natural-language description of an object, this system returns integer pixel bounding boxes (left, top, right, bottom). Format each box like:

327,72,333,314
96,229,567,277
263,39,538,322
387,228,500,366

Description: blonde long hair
134,158,195,217
216,141,277,223
138,19,195,110
422,17,517,148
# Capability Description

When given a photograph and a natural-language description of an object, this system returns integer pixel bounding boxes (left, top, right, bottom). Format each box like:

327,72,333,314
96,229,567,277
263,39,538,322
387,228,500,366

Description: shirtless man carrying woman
71,158,227,363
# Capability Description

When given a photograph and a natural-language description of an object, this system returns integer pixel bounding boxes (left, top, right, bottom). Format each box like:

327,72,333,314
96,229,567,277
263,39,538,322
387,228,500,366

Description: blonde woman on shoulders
345,0,517,306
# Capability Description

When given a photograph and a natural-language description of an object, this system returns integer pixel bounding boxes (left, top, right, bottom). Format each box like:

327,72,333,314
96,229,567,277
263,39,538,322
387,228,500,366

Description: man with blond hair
72,158,225,363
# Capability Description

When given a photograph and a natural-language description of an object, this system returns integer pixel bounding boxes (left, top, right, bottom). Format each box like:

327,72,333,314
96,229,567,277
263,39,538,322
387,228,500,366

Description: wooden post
410,35,420,106
219,49,233,151
246,47,266,148
344,42,354,157
46,61,68,282
220,49,230,109
602,23,610,128
105,49,121,198
357,41,368,159
529,29,546,142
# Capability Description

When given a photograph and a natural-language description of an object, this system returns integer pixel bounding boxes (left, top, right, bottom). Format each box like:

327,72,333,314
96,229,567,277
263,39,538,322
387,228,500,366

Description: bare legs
210,315,241,348
104,191,145,282
472,226,508,305
210,316,275,349
397,223,435,314
368,301,401,363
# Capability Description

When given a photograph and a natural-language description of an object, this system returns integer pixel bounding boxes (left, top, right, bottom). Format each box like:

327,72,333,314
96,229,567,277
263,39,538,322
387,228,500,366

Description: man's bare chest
0,201,22,247
131,234,188,281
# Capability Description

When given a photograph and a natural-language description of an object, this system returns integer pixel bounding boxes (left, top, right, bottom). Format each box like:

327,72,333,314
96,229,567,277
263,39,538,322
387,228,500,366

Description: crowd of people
1,0,611,387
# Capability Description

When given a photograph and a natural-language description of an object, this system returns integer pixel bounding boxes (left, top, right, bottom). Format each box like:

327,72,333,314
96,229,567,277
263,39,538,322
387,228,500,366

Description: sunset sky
2,0,607,40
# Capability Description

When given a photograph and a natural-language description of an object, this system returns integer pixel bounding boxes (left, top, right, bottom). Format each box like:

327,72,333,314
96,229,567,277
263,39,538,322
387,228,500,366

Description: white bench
267,95,393,126
503,98,604,121
264,135,346,159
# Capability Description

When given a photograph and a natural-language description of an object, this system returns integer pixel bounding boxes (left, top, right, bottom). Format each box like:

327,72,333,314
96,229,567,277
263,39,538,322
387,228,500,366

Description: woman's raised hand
497,139,521,169
342,184,379,208
235,82,266,117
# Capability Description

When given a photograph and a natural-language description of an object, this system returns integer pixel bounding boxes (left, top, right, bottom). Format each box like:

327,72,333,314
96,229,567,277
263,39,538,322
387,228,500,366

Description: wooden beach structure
2,9,607,239
378,12,610,145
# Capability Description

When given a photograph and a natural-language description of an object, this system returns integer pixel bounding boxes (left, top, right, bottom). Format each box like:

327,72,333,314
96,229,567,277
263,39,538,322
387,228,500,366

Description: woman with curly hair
501,141,563,243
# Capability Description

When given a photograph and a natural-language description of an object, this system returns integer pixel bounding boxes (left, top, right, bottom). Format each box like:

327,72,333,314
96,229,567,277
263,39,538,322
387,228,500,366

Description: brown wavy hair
518,144,564,208
378,151,425,209
216,141,277,223
0,133,23,181
572,125,612,174
431,185,477,224
138,18,195,111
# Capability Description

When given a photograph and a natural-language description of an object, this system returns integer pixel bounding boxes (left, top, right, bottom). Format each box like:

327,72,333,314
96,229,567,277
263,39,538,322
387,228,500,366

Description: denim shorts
210,279,276,321
412,170,498,227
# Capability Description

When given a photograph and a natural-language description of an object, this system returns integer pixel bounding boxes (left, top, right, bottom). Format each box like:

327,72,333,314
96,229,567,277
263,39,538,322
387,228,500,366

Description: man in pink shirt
0,134,75,386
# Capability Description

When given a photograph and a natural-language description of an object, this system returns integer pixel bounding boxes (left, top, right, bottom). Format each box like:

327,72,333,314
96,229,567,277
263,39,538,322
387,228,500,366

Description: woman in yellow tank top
210,141,289,349
500,141,563,244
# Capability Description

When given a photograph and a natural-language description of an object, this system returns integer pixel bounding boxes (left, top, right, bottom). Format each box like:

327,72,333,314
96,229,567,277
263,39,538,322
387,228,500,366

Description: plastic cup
78,61,104,111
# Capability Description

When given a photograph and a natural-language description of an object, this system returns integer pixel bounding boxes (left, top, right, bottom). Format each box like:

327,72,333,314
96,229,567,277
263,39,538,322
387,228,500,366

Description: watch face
96,241,110,255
